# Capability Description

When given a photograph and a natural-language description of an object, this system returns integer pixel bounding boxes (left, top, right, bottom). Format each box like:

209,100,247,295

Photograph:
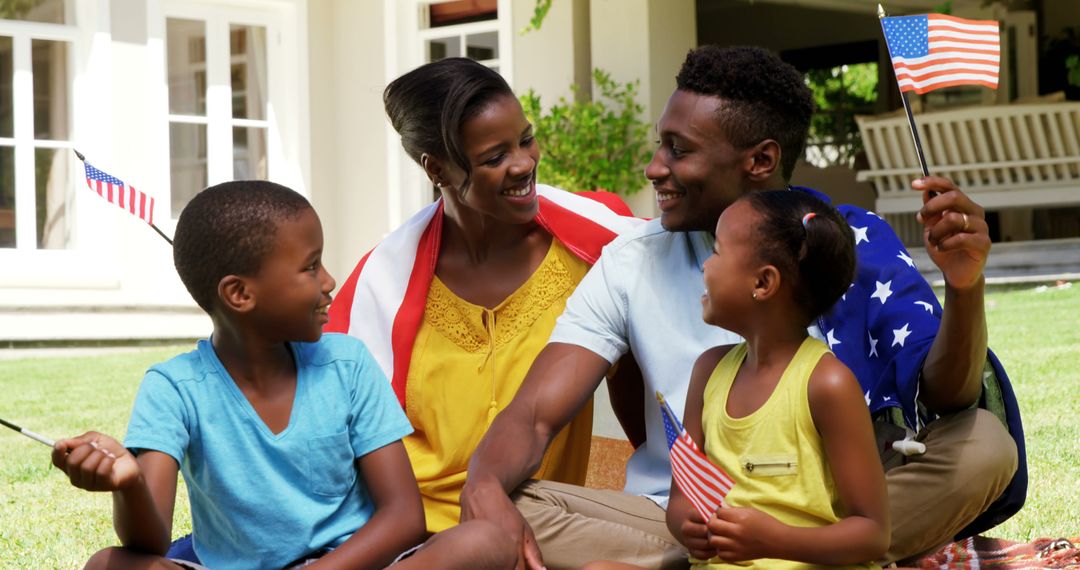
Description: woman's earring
752,291,758,300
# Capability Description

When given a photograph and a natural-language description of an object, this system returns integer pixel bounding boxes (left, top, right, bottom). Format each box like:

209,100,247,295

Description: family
51,45,1025,570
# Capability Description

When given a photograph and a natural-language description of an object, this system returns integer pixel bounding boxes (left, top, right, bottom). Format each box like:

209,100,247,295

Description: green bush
520,69,652,195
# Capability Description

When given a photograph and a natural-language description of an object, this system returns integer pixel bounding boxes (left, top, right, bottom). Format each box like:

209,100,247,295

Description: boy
52,181,513,570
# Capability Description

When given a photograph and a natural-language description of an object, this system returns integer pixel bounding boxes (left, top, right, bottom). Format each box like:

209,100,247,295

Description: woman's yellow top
404,239,594,533
696,337,877,570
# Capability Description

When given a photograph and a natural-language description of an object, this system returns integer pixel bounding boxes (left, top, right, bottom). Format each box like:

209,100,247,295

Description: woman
326,58,641,533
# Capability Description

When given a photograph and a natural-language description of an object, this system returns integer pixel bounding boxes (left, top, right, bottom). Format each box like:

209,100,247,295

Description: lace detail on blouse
424,244,576,353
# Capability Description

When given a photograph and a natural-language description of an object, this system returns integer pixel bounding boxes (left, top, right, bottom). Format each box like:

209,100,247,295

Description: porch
856,101,1080,252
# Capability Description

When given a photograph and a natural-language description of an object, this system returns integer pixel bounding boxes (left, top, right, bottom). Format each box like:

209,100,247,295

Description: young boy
51,181,514,570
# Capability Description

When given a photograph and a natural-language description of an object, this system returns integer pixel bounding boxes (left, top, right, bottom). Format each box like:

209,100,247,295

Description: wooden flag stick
72,149,174,246
0,417,55,447
877,4,931,178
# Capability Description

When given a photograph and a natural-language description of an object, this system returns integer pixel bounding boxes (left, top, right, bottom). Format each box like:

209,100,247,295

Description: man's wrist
946,273,986,297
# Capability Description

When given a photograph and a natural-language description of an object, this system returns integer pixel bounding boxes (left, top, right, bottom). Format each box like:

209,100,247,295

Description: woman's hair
742,190,856,321
383,58,515,195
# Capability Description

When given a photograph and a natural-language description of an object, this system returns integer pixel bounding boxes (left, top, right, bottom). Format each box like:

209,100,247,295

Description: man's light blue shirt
124,333,413,570
549,218,742,503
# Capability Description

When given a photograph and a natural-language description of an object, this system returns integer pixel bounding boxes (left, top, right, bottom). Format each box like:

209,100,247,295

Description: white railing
856,103,1080,214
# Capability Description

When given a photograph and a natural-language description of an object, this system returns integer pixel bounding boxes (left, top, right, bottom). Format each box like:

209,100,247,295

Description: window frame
383,0,513,229
156,0,309,224
0,14,79,251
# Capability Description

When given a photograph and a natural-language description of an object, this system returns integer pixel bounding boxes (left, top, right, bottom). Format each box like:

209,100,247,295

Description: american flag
657,391,735,523
882,14,1000,94
82,160,156,225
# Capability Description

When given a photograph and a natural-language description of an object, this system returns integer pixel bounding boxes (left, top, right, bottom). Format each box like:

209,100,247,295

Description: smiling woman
326,57,643,534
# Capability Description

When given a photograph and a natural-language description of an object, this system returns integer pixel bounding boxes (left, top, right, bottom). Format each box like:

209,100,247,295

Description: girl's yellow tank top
696,337,877,570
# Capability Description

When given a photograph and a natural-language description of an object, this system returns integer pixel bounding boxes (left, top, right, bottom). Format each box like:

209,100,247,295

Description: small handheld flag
0,417,55,447
657,391,735,523
881,12,1000,95
73,150,172,245
875,5,1000,180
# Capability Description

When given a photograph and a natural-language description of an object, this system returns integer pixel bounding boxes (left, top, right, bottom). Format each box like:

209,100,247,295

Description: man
461,45,1024,570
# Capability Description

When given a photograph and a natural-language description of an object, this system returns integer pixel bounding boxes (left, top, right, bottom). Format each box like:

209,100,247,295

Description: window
386,0,512,220
0,0,76,250
424,1,502,75
164,5,272,216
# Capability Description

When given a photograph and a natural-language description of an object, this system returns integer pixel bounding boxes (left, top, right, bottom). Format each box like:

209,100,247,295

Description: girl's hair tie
801,212,817,227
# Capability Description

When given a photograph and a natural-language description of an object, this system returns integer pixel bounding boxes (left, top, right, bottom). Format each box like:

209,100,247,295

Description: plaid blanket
902,536,1080,569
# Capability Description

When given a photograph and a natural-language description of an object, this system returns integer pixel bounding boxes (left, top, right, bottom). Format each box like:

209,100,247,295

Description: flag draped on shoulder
80,157,158,226
657,391,734,522
882,13,1000,94
326,184,644,407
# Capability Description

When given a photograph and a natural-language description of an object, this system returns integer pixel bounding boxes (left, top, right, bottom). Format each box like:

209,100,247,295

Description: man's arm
461,342,611,570
467,343,610,494
914,177,990,414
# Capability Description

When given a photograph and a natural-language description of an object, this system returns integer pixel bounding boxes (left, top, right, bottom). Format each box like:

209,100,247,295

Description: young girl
587,190,888,569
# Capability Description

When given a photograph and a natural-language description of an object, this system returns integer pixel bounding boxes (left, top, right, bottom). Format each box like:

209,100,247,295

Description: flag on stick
881,12,1000,95
657,391,735,523
0,417,54,447
73,150,172,245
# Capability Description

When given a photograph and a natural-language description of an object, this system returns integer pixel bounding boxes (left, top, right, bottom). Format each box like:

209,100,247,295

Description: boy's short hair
173,180,312,312
676,45,814,181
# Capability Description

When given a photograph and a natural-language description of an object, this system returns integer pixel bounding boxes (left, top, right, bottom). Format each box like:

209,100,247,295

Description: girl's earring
752,291,758,300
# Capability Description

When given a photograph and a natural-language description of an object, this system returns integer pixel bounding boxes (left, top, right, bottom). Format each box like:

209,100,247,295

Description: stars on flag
826,328,841,350
914,300,935,314
892,323,913,347
868,331,879,358
853,226,870,245
897,251,915,268
871,280,894,304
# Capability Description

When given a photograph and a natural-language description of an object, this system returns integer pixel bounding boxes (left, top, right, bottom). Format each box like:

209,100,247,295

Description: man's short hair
173,180,312,313
676,45,814,181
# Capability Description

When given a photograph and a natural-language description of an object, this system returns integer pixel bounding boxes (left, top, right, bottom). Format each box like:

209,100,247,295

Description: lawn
1,285,1078,568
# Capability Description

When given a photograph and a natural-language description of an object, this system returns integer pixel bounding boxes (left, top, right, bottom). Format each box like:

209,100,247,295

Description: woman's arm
52,432,178,554
666,346,732,560
311,441,425,570
707,355,889,564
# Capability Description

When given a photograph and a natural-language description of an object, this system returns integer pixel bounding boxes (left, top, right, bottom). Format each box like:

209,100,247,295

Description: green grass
0,347,194,569
1,285,1078,567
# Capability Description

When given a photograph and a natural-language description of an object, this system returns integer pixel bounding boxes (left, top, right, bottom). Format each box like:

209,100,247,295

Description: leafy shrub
520,69,651,194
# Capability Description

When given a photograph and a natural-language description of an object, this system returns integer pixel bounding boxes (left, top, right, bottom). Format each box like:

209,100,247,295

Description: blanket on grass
903,536,1080,569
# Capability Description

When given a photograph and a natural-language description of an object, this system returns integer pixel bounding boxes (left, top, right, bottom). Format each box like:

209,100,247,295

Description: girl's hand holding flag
706,506,786,563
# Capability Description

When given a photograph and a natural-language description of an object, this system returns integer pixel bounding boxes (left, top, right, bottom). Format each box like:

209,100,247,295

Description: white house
1,0,1077,343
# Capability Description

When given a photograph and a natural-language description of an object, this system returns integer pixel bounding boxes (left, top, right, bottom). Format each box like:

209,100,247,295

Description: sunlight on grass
982,284,1080,541
0,284,1077,567
0,347,194,569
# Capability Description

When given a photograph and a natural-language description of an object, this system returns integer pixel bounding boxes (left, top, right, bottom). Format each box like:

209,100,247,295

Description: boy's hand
706,506,781,562
52,432,142,492
680,508,718,561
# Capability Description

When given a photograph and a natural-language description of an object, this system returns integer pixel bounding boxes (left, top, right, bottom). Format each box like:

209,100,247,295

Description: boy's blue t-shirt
124,333,413,570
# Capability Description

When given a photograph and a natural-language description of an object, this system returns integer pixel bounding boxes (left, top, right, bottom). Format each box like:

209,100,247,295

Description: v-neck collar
199,339,305,440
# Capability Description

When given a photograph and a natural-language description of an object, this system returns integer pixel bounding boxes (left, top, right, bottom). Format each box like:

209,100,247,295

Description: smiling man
461,45,1025,570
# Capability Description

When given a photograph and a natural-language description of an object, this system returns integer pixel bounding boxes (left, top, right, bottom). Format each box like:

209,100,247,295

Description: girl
588,190,888,569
